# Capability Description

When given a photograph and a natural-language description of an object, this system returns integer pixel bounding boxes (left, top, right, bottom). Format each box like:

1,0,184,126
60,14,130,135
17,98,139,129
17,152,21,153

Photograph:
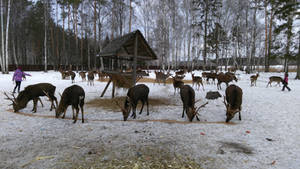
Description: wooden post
132,33,138,86
100,79,111,97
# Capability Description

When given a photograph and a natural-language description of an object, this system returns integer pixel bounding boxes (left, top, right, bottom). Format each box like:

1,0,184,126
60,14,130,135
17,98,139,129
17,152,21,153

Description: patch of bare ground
86,96,178,111
58,146,203,169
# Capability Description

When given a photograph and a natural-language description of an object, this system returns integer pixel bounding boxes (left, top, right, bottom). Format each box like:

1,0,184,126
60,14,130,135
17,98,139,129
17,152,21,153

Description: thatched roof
98,30,157,61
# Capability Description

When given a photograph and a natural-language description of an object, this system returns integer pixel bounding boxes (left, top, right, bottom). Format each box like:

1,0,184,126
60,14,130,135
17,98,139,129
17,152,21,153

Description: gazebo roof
98,30,157,61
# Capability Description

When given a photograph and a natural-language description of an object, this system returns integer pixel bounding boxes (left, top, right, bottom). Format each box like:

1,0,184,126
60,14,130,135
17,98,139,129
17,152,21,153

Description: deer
79,71,86,81
191,73,204,91
223,84,243,123
266,76,283,87
154,71,171,85
175,69,186,76
87,71,95,86
97,71,108,81
54,85,85,123
180,85,208,122
4,83,58,113
172,76,184,95
60,70,69,80
115,84,149,121
203,72,217,84
250,73,259,86
216,72,238,90
68,71,76,83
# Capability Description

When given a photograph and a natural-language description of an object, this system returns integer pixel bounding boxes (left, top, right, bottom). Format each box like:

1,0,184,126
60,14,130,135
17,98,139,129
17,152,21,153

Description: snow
0,70,300,168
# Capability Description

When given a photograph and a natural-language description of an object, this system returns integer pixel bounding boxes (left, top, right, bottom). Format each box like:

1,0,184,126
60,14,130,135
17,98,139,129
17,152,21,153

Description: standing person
282,72,291,91
12,67,31,93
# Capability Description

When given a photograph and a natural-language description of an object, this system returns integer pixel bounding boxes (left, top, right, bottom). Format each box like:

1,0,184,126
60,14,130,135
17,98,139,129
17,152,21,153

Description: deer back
180,85,196,121
57,85,85,115
269,76,282,82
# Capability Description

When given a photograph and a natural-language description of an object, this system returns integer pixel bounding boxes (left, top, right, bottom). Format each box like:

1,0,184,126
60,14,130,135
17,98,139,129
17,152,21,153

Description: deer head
4,92,29,112
187,101,208,122
115,97,132,121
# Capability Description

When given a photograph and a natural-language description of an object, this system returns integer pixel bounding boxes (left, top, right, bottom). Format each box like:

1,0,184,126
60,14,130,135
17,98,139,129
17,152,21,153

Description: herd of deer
60,69,109,86
4,68,285,124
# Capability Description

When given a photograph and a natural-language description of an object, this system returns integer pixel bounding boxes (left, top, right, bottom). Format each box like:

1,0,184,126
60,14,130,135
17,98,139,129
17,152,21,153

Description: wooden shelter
97,30,157,98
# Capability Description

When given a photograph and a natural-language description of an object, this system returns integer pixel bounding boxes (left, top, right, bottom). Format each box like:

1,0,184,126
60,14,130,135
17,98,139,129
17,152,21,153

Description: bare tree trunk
4,0,10,73
264,0,269,72
0,0,4,73
93,0,97,68
62,4,65,67
203,0,208,68
284,14,293,73
44,0,48,72
12,36,18,66
56,1,59,69
295,32,300,79
250,2,257,73
267,5,274,72
129,0,132,33
81,24,83,69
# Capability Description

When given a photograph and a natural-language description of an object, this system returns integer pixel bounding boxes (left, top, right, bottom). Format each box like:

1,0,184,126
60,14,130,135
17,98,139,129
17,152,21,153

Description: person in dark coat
282,73,291,91
12,67,31,93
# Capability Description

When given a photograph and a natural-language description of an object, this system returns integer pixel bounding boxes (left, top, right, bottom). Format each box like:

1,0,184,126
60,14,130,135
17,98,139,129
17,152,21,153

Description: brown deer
224,84,243,123
175,69,186,76
250,73,259,86
266,76,283,87
5,83,58,113
97,71,108,81
154,71,171,85
68,71,76,83
55,85,85,123
115,84,149,121
204,72,217,84
191,73,204,91
180,85,208,122
87,71,95,86
60,71,70,80
216,72,238,90
172,76,184,95
79,71,86,81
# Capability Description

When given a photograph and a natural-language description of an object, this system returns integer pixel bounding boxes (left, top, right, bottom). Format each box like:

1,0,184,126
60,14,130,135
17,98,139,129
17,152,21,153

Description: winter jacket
12,69,30,82
283,76,288,84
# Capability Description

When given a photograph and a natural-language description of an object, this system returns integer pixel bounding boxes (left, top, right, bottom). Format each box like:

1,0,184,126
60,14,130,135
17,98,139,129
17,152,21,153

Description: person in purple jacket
282,72,291,91
12,67,31,93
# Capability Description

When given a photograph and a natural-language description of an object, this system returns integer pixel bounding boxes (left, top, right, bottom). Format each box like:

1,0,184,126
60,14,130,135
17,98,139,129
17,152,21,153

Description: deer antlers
195,101,209,113
114,99,127,112
4,92,16,105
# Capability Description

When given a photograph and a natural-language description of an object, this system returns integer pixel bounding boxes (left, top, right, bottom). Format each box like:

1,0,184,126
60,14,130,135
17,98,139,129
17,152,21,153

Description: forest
0,0,299,74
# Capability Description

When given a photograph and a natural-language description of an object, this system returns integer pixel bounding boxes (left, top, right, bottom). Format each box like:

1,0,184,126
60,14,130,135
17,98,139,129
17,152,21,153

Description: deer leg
72,106,75,120
139,101,144,114
146,99,149,116
196,114,200,121
38,98,44,107
62,109,67,119
74,108,79,123
182,106,185,118
132,105,137,119
32,98,38,113
81,106,84,123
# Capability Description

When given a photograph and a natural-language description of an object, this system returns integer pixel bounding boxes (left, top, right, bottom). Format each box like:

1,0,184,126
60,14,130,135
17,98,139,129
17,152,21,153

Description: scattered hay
86,97,177,111
64,146,203,169
97,77,193,84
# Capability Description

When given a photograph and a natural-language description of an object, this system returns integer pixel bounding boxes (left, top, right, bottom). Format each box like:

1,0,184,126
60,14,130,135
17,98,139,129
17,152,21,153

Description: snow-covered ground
0,70,299,169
